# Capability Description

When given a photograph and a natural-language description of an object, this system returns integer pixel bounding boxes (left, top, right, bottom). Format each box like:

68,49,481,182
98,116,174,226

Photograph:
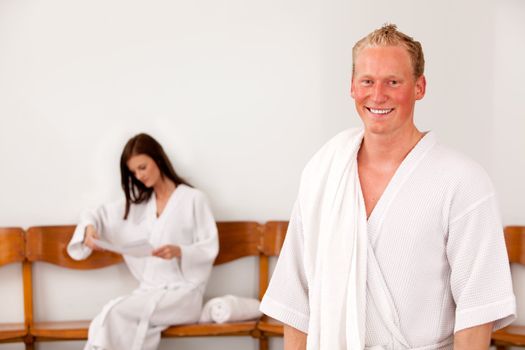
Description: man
260,24,516,350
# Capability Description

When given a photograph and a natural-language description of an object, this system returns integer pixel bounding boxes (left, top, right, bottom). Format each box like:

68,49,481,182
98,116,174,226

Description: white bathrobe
67,185,218,350
260,128,516,349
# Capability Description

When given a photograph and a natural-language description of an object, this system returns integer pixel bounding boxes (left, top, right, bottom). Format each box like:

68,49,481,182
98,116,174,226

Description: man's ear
415,75,426,100
350,77,355,99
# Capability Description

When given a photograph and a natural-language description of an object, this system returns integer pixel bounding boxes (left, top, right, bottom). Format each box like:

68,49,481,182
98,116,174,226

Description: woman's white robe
67,185,218,350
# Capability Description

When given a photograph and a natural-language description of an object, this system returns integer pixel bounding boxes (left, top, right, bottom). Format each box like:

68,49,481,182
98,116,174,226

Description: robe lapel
362,132,438,349
367,132,437,246
148,187,184,246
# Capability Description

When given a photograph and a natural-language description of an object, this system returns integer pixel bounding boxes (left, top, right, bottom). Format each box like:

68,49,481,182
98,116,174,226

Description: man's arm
453,322,494,350
284,325,306,350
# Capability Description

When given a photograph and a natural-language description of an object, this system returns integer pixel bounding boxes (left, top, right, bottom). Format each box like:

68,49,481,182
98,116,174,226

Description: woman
67,133,219,350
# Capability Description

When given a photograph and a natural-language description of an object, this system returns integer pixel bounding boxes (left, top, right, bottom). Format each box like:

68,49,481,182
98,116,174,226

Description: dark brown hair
120,133,191,219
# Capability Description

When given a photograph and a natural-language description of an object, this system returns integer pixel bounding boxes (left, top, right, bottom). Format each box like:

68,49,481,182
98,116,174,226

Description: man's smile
366,107,394,115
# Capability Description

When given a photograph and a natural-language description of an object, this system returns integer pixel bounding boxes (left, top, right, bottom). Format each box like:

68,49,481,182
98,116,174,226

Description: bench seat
29,320,260,339
162,321,258,337
0,323,26,341
257,316,283,336
492,325,525,347
30,321,90,340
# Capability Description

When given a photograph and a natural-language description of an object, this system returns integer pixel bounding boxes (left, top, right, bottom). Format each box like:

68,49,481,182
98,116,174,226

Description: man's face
351,45,426,137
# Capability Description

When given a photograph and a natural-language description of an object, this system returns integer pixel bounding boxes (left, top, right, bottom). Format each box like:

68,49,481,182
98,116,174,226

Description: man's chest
358,164,397,218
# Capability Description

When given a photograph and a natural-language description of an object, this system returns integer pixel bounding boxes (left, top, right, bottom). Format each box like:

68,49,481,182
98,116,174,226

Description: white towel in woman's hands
199,295,262,324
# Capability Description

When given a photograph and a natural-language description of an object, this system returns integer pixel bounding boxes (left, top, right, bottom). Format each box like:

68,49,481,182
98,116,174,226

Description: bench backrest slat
26,226,122,269
258,221,288,300
215,221,261,265
26,222,263,268
261,221,288,257
0,228,25,266
505,226,525,265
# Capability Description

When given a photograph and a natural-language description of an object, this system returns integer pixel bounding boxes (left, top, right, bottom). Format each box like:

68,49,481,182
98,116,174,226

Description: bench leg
24,334,35,350
259,337,269,350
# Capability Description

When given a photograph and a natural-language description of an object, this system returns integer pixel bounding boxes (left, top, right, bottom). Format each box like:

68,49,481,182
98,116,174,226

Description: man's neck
359,127,424,166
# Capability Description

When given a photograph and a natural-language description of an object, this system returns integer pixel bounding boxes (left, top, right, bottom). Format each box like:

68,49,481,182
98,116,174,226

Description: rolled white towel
199,295,262,324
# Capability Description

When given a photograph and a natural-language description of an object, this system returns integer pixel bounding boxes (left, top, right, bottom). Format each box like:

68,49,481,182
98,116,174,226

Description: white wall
0,0,523,349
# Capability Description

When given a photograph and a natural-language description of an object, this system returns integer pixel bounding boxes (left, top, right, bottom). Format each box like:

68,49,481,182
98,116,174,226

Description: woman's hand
83,225,104,251
152,244,182,260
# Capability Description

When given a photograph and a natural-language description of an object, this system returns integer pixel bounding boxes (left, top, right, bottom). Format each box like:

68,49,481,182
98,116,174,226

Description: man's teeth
369,108,393,115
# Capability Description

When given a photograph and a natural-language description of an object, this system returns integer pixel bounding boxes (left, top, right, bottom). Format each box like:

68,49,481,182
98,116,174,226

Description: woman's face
126,154,162,188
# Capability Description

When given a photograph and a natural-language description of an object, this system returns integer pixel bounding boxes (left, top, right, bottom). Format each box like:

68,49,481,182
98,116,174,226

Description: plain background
0,0,524,349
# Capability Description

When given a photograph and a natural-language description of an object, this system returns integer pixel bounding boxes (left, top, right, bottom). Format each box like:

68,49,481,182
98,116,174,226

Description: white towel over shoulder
199,295,262,324
299,128,368,349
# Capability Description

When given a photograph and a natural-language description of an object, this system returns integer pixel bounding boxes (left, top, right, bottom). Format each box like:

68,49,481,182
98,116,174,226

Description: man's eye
389,80,399,86
361,80,372,86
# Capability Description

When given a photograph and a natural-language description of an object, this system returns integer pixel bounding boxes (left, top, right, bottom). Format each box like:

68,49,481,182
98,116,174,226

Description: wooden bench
0,228,27,345
14,222,523,348
22,221,288,350
491,226,525,349
24,225,123,346
257,221,287,339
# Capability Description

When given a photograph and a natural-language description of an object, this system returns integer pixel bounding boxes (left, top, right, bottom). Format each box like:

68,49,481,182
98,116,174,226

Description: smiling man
260,24,516,350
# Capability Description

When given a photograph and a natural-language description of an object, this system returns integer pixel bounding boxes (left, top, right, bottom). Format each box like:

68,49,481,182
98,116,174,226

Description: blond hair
352,24,425,78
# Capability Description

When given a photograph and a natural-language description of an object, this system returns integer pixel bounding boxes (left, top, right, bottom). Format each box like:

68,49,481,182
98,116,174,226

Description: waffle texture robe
260,129,516,350
67,185,218,350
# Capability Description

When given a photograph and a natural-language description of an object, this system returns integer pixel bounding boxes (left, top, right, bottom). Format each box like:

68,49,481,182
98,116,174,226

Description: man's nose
371,84,387,103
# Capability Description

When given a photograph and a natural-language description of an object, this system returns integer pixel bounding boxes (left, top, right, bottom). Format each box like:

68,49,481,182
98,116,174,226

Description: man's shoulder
431,142,489,178
317,127,364,154
429,141,495,196
303,127,363,171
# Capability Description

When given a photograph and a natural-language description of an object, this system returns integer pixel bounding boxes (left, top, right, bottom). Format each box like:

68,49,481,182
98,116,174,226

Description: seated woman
67,133,218,350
